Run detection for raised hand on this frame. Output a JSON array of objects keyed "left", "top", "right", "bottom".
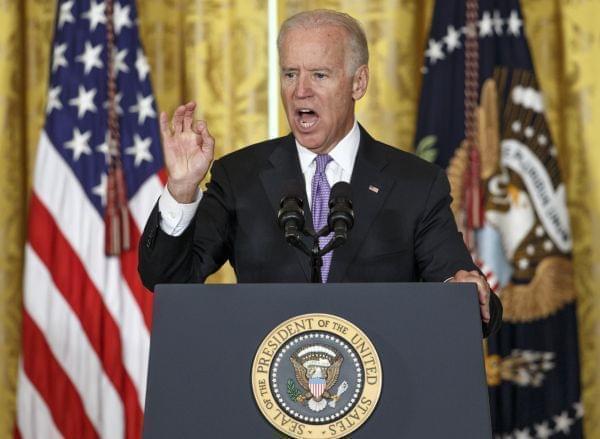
[{"left": 160, "top": 101, "right": 215, "bottom": 203}]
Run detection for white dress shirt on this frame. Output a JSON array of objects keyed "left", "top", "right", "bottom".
[
  {"left": 158, "top": 120, "right": 361, "bottom": 236},
  {"left": 295, "top": 120, "right": 360, "bottom": 208}
]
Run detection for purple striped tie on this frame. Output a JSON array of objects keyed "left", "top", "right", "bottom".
[{"left": 311, "top": 154, "right": 333, "bottom": 283}]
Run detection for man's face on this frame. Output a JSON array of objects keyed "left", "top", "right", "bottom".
[{"left": 279, "top": 25, "right": 368, "bottom": 154}]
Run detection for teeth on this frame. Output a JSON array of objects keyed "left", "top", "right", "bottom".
[{"left": 300, "top": 120, "right": 317, "bottom": 128}]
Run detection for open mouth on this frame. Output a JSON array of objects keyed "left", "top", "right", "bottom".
[{"left": 296, "top": 108, "right": 319, "bottom": 130}]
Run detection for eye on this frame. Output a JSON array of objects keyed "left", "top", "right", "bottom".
[
  {"left": 283, "top": 71, "right": 297, "bottom": 79},
  {"left": 314, "top": 72, "right": 327, "bottom": 80}
]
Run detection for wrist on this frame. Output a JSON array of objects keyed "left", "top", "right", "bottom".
[{"left": 167, "top": 179, "right": 200, "bottom": 204}]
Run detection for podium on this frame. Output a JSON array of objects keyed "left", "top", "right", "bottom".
[{"left": 143, "top": 283, "right": 492, "bottom": 438}]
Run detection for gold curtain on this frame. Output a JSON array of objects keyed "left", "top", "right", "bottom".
[
  {"left": 522, "top": 1, "right": 600, "bottom": 435},
  {"left": 0, "top": 0, "right": 57, "bottom": 434},
  {"left": 0, "top": 0, "right": 599, "bottom": 437}
]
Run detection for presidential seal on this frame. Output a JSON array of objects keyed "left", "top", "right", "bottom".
[{"left": 251, "top": 314, "right": 382, "bottom": 438}]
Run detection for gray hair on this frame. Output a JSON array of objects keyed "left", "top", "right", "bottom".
[{"left": 277, "top": 9, "right": 369, "bottom": 74}]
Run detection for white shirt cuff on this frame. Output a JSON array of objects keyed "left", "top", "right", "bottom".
[{"left": 158, "top": 185, "right": 202, "bottom": 236}]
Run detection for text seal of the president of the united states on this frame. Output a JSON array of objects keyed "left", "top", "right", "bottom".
[{"left": 252, "top": 313, "right": 382, "bottom": 438}]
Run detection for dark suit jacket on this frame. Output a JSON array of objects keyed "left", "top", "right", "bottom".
[{"left": 139, "top": 126, "right": 502, "bottom": 336}]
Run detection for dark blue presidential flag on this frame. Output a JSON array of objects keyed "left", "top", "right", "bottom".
[{"left": 415, "top": 1, "right": 583, "bottom": 437}]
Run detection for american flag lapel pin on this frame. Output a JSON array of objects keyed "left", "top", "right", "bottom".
[{"left": 368, "top": 185, "right": 380, "bottom": 194}]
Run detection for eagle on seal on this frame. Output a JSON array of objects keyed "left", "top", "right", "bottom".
[{"left": 290, "top": 344, "right": 343, "bottom": 412}]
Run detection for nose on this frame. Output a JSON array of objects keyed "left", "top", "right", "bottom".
[{"left": 294, "top": 73, "right": 312, "bottom": 99}]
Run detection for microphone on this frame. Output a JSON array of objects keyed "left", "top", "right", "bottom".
[
  {"left": 277, "top": 180, "right": 305, "bottom": 244},
  {"left": 327, "top": 182, "right": 354, "bottom": 244}
]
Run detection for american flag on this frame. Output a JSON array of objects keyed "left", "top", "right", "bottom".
[{"left": 16, "top": 0, "right": 164, "bottom": 437}]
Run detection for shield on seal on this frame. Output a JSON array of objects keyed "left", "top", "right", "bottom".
[{"left": 309, "top": 377, "right": 326, "bottom": 399}]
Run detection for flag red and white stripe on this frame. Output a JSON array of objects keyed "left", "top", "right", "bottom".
[{"left": 16, "top": 134, "right": 163, "bottom": 438}]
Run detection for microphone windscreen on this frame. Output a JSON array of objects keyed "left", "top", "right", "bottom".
[
  {"left": 278, "top": 179, "right": 305, "bottom": 232},
  {"left": 329, "top": 181, "right": 352, "bottom": 203},
  {"left": 281, "top": 179, "right": 305, "bottom": 200}
]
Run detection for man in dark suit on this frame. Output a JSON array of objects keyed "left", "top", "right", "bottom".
[{"left": 138, "top": 9, "right": 502, "bottom": 336}]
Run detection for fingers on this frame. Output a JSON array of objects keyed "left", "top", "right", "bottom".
[
  {"left": 171, "top": 101, "right": 196, "bottom": 134},
  {"left": 159, "top": 112, "right": 171, "bottom": 138},
  {"left": 480, "top": 299, "right": 491, "bottom": 323},
  {"left": 194, "top": 120, "right": 215, "bottom": 153},
  {"left": 183, "top": 101, "right": 196, "bottom": 131},
  {"left": 172, "top": 105, "right": 186, "bottom": 134},
  {"left": 191, "top": 119, "right": 203, "bottom": 135},
  {"left": 162, "top": 102, "right": 213, "bottom": 156},
  {"left": 450, "top": 270, "right": 467, "bottom": 281},
  {"left": 451, "top": 269, "right": 491, "bottom": 323}
]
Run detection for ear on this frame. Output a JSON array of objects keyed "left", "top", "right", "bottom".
[{"left": 351, "top": 65, "right": 369, "bottom": 101}]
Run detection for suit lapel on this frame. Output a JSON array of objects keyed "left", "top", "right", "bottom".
[
  {"left": 327, "top": 127, "right": 395, "bottom": 282},
  {"left": 259, "top": 135, "right": 313, "bottom": 281}
]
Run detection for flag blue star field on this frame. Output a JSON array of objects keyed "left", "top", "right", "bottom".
[
  {"left": 16, "top": 0, "right": 165, "bottom": 438},
  {"left": 415, "top": 1, "right": 583, "bottom": 437}
]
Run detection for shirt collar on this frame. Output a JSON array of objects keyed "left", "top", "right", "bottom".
[{"left": 295, "top": 120, "right": 360, "bottom": 174}]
